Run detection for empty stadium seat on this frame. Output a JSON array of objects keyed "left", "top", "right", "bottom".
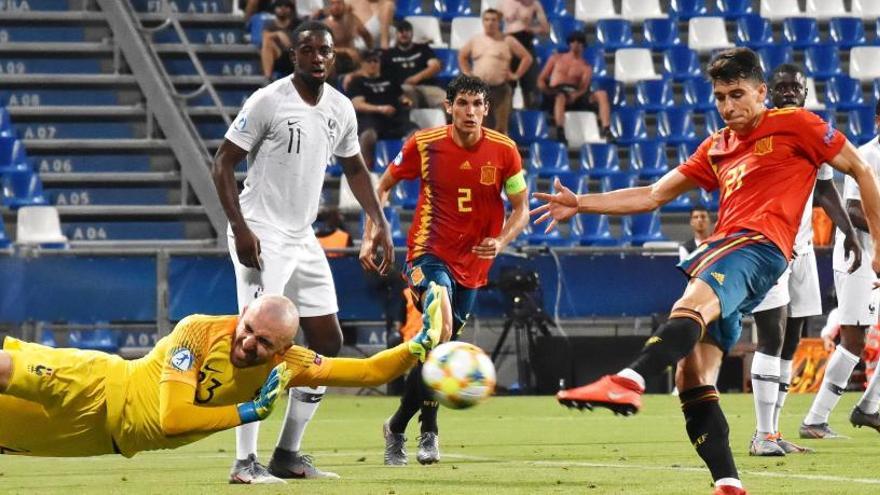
[
  {"left": 614, "top": 48, "right": 661, "bottom": 83},
  {"left": 631, "top": 140, "right": 669, "bottom": 179},
  {"left": 642, "top": 18, "right": 681, "bottom": 50},
  {"left": 874, "top": 79, "right": 880, "bottom": 103},
  {"left": 850, "top": 46, "right": 880, "bottom": 82},
  {"left": 2, "top": 170, "right": 48, "bottom": 209},
  {"left": 391, "top": 179, "right": 420, "bottom": 210},
  {"left": 0, "top": 216, "right": 10, "bottom": 249},
  {"left": 572, "top": 214, "right": 618, "bottom": 246},
  {"left": 688, "top": 17, "right": 733, "bottom": 52},
  {"left": 805, "top": 44, "right": 843, "bottom": 80},
  {"left": 621, "top": 0, "right": 663, "bottom": 22},
  {"left": 758, "top": 46, "right": 794, "bottom": 75},
  {"left": 716, "top": 0, "right": 753, "bottom": 18},
  {"left": 248, "top": 13, "right": 274, "bottom": 49},
  {"left": 669, "top": 0, "right": 707, "bottom": 19},
  {"left": 611, "top": 108, "right": 649, "bottom": 144},
  {"left": 590, "top": 77, "right": 626, "bottom": 106},
  {"left": 782, "top": 17, "right": 820, "bottom": 49},
  {"left": 676, "top": 140, "right": 701, "bottom": 163},
  {"left": 663, "top": 46, "right": 701, "bottom": 80},
  {"left": 760, "top": 0, "right": 801, "bottom": 21},
  {"left": 434, "top": 48, "right": 461, "bottom": 84},
  {"left": 529, "top": 140, "right": 570, "bottom": 176},
  {"left": 406, "top": 16, "right": 446, "bottom": 47},
  {"left": 581, "top": 143, "right": 621, "bottom": 177},
  {"left": 575, "top": 0, "right": 619, "bottom": 23},
  {"left": 583, "top": 45, "right": 609, "bottom": 78},
  {"left": 684, "top": 78, "right": 715, "bottom": 111},
  {"left": 541, "top": 0, "right": 569, "bottom": 19},
  {"left": 16, "top": 205, "right": 67, "bottom": 246},
  {"left": 623, "top": 211, "right": 666, "bottom": 245},
  {"left": 735, "top": 14, "right": 774, "bottom": 49},
  {"left": 805, "top": 0, "right": 847, "bottom": 20},
  {"left": 551, "top": 171, "right": 582, "bottom": 195},
  {"left": 596, "top": 19, "right": 635, "bottom": 50},
  {"left": 851, "top": 0, "right": 880, "bottom": 19},
  {"left": 450, "top": 16, "right": 482, "bottom": 50},
  {"left": 0, "top": 136, "right": 29, "bottom": 174},
  {"left": 410, "top": 108, "right": 446, "bottom": 129},
  {"left": 523, "top": 220, "right": 569, "bottom": 246},
  {"left": 68, "top": 329, "right": 119, "bottom": 353},
  {"left": 395, "top": 0, "right": 425, "bottom": 16},
  {"left": 829, "top": 17, "right": 866, "bottom": 49},
  {"left": 825, "top": 76, "right": 868, "bottom": 111},
  {"left": 848, "top": 107, "right": 879, "bottom": 144},
  {"left": 434, "top": 0, "right": 472, "bottom": 21},
  {"left": 811, "top": 108, "right": 837, "bottom": 126},
  {"left": 550, "top": 17, "right": 587, "bottom": 48},
  {"left": 600, "top": 172, "right": 636, "bottom": 191},
  {"left": 564, "top": 111, "right": 604, "bottom": 148},
  {"left": 509, "top": 110, "right": 550, "bottom": 145},
  {"left": 374, "top": 139, "right": 404, "bottom": 172},
  {"left": 804, "top": 77, "right": 826, "bottom": 110},
  {"left": 658, "top": 108, "right": 697, "bottom": 145},
  {"left": 635, "top": 79, "right": 675, "bottom": 111},
  {"left": 0, "top": 108, "right": 11, "bottom": 135},
  {"left": 703, "top": 109, "right": 725, "bottom": 134}
]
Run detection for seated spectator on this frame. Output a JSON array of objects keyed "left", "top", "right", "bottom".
[
  {"left": 315, "top": 207, "right": 353, "bottom": 257},
  {"left": 350, "top": 0, "right": 395, "bottom": 49},
  {"left": 500, "top": 0, "right": 550, "bottom": 108},
  {"left": 537, "top": 31, "right": 611, "bottom": 139},
  {"left": 315, "top": 0, "right": 373, "bottom": 75},
  {"left": 459, "top": 8, "right": 533, "bottom": 134},
  {"left": 348, "top": 50, "right": 418, "bottom": 169},
  {"left": 382, "top": 20, "right": 446, "bottom": 109},
  {"left": 242, "top": 0, "right": 273, "bottom": 25},
  {"left": 259, "top": 0, "right": 300, "bottom": 80}
]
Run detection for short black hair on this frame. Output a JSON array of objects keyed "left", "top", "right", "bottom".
[
  {"left": 707, "top": 47, "right": 765, "bottom": 85},
  {"left": 395, "top": 19, "right": 413, "bottom": 32},
  {"left": 291, "top": 20, "right": 333, "bottom": 47},
  {"left": 483, "top": 8, "right": 502, "bottom": 18},
  {"left": 691, "top": 205, "right": 709, "bottom": 214},
  {"left": 770, "top": 63, "right": 805, "bottom": 82},
  {"left": 566, "top": 30, "right": 587, "bottom": 45},
  {"left": 446, "top": 75, "right": 489, "bottom": 103}
]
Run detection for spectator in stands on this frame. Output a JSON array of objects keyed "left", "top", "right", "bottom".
[
  {"left": 315, "top": 0, "right": 373, "bottom": 75},
  {"left": 242, "top": 0, "right": 273, "bottom": 25},
  {"left": 537, "top": 31, "right": 612, "bottom": 140},
  {"left": 348, "top": 49, "right": 418, "bottom": 169},
  {"left": 315, "top": 207, "right": 353, "bottom": 257},
  {"left": 500, "top": 0, "right": 550, "bottom": 108},
  {"left": 678, "top": 205, "right": 712, "bottom": 261},
  {"left": 459, "top": 8, "right": 533, "bottom": 134},
  {"left": 350, "top": 0, "right": 395, "bottom": 49},
  {"left": 259, "top": 0, "right": 301, "bottom": 80},
  {"left": 382, "top": 20, "right": 446, "bottom": 109}
]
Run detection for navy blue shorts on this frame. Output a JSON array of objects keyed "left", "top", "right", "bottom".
[
  {"left": 677, "top": 231, "right": 787, "bottom": 352},
  {"left": 404, "top": 254, "right": 478, "bottom": 336}
]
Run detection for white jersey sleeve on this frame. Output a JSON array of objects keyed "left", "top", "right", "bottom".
[
  {"left": 833, "top": 137, "right": 880, "bottom": 274},
  {"left": 817, "top": 163, "right": 833, "bottom": 181},
  {"left": 225, "top": 88, "right": 276, "bottom": 152},
  {"left": 333, "top": 97, "right": 360, "bottom": 158}
]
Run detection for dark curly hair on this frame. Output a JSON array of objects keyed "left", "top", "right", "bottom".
[
  {"left": 445, "top": 75, "right": 490, "bottom": 104},
  {"left": 707, "top": 47, "right": 765, "bottom": 85}
]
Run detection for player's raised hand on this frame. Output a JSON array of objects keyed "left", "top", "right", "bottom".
[
  {"left": 371, "top": 219, "right": 396, "bottom": 275},
  {"left": 530, "top": 178, "right": 579, "bottom": 234},
  {"left": 234, "top": 226, "right": 262, "bottom": 270},
  {"left": 843, "top": 233, "right": 862, "bottom": 274},
  {"left": 472, "top": 237, "right": 504, "bottom": 259},
  {"left": 236, "top": 362, "right": 293, "bottom": 424}
]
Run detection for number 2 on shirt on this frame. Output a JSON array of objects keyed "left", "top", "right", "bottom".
[{"left": 458, "top": 188, "right": 472, "bottom": 212}]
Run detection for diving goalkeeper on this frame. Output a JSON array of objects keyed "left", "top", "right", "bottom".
[{"left": 0, "top": 294, "right": 437, "bottom": 457}]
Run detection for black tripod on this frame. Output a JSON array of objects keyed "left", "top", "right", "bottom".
[{"left": 490, "top": 288, "right": 554, "bottom": 393}]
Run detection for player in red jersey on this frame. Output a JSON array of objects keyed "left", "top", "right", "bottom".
[
  {"left": 361, "top": 74, "right": 529, "bottom": 466},
  {"left": 532, "top": 48, "right": 880, "bottom": 495}
]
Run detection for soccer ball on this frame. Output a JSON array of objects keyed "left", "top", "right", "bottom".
[{"left": 422, "top": 341, "right": 496, "bottom": 409}]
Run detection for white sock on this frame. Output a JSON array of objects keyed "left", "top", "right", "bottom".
[
  {"left": 804, "top": 346, "right": 859, "bottom": 425},
  {"left": 616, "top": 368, "right": 646, "bottom": 390},
  {"left": 751, "top": 352, "right": 780, "bottom": 435},
  {"left": 715, "top": 477, "right": 743, "bottom": 488},
  {"left": 858, "top": 367, "right": 880, "bottom": 414},
  {"left": 276, "top": 386, "right": 326, "bottom": 453},
  {"left": 236, "top": 422, "right": 260, "bottom": 460},
  {"left": 773, "top": 359, "right": 793, "bottom": 433}
]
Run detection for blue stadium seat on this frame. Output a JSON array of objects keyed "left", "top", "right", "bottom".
[
  {"left": 829, "top": 17, "right": 867, "bottom": 49},
  {"left": 676, "top": 140, "right": 701, "bottom": 163},
  {"left": 735, "top": 15, "right": 773, "bottom": 49},
  {"left": 663, "top": 46, "right": 701, "bottom": 81},
  {"left": 704, "top": 109, "right": 725, "bottom": 134},
  {"left": 374, "top": 139, "right": 404, "bottom": 173},
  {"left": 551, "top": 171, "right": 581, "bottom": 193},
  {"left": 0, "top": 25, "right": 85, "bottom": 42},
  {"left": 611, "top": 108, "right": 649, "bottom": 145},
  {"left": 657, "top": 108, "right": 697, "bottom": 145},
  {"left": 46, "top": 188, "right": 169, "bottom": 206},
  {"left": 642, "top": 18, "right": 681, "bottom": 51},
  {"left": 600, "top": 172, "right": 636, "bottom": 192},
  {"left": 631, "top": 140, "right": 669, "bottom": 179},
  {"left": 361, "top": 207, "right": 406, "bottom": 245},
  {"left": 550, "top": 17, "right": 586, "bottom": 49},
  {"left": 392, "top": 179, "right": 420, "bottom": 210},
  {"left": 396, "top": 0, "right": 425, "bottom": 16},
  {"left": 580, "top": 143, "right": 621, "bottom": 177},
  {"left": 573, "top": 214, "right": 619, "bottom": 246},
  {"left": 683, "top": 79, "right": 715, "bottom": 111},
  {"left": 529, "top": 140, "right": 570, "bottom": 176},
  {"left": 668, "top": 0, "right": 707, "bottom": 20},
  {"left": 811, "top": 108, "right": 837, "bottom": 126},
  {"left": 68, "top": 329, "right": 119, "bottom": 353},
  {"left": 523, "top": 220, "right": 569, "bottom": 247},
  {"left": 0, "top": 136, "right": 29, "bottom": 174},
  {"left": 541, "top": 0, "right": 569, "bottom": 20},
  {"left": 590, "top": 77, "right": 626, "bottom": 106},
  {"left": 596, "top": 19, "right": 635, "bottom": 50},
  {"left": 716, "top": 0, "right": 753, "bottom": 18},
  {"left": 700, "top": 189, "right": 720, "bottom": 210},
  {"left": 584, "top": 46, "right": 609, "bottom": 78},
  {"left": 526, "top": 175, "right": 540, "bottom": 209},
  {"left": 2, "top": 170, "right": 48, "bottom": 209},
  {"left": 874, "top": 79, "right": 880, "bottom": 104},
  {"left": 39, "top": 327, "right": 57, "bottom": 347},
  {"left": 534, "top": 44, "right": 557, "bottom": 68},
  {"left": 782, "top": 17, "right": 820, "bottom": 49},
  {"left": 805, "top": 44, "right": 843, "bottom": 80},
  {"left": 825, "top": 76, "right": 868, "bottom": 111},
  {"left": 247, "top": 12, "right": 275, "bottom": 49},
  {"left": 0, "top": 215, "right": 10, "bottom": 249},
  {"left": 660, "top": 192, "right": 694, "bottom": 212},
  {"left": 848, "top": 107, "right": 879, "bottom": 145},
  {"left": 325, "top": 157, "right": 342, "bottom": 177},
  {"left": 0, "top": 107, "right": 11, "bottom": 135},
  {"left": 434, "top": 48, "right": 461, "bottom": 85},
  {"left": 509, "top": 110, "right": 550, "bottom": 145},
  {"left": 622, "top": 211, "right": 666, "bottom": 245},
  {"left": 433, "top": 0, "right": 472, "bottom": 21},
  {"left": 758, "top": 46, "right": 794, "bottom": 76},
  {"left": 635, "top": 79, "right": 675, "bottom": 112}
]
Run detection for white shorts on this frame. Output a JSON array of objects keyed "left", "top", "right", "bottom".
[
  {"left": 228, "top": 231, "right": 339, "bottom": 317},
  {"left": 752, "top": 267, "right": 791, "bottom": 313},
  {"left": 788, "top": 249, "right": 823, "bottom": 318},
  {"left": 834, "top": 270, "right": 879, "bottom": 326}
]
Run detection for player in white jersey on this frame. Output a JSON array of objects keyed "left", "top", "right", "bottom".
[
  {"left": 801, "top": 101, "right": 880, "bottom": 439},
  {"left": 212, "top": 21, "right": 394, "bottom": 484},
  {"left": 746, "top": 64, "right": 861, "bottom": 456}
]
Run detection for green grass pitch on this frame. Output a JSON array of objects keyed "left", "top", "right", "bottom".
[{"left": 2, "top": 393, "right": 879, "bottom": 494}]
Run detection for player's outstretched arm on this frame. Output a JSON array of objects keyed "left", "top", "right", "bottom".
[
  {"left": 531, "top": 169, "right": 696, "bottom": 233},
  {"left": 828, "top": 141, "right": 880, "bottom": 274},
  {"left": 360, "top": 168, "right": 399, "bottom": 274},
  {"left": 340, "top": 153, "right": 395, "bottom": 275},
  {"left": 815, "top": 178, "right": 862, "bottom": 273}
]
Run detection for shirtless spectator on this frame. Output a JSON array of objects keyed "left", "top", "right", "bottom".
[
  {"left": 382, "top": 20, "right": 445, "bottom": 109},
  {"left": 459, "top": 8, "right": 532, "bottom": 134},
  {"left": 500, "top": 0, "right": 549, "bottom": 107},
  {"left": 259, "top": 0, "right": 300, "bottom": 80},
  {"left": 350, "top": 0, "right": 395, "bottom": 49},
  {"left": 537, "top": 31, "right": 611, "bottom": 140},
  {"left": 316, "top": 0, "right": 373, "bottom": 74}
]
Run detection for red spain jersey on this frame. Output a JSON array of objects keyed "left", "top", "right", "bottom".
[
  {"left": 678, "top": 107, "right": 846, "bottom": 260},
  {"left": 389, "top": 125, "right": 523, "bottom": 288}
]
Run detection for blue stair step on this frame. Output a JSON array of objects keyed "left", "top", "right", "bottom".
[
  {"left": 1, "top": 89, "right": 119, "bottom": 107},
  {"left": 0, "top": 26, "right": 85, "bottom": 42},
  {"left": 2, "top": 58, "right": 103, "bottom": 74},
  {"left": 14, "top": 122, "right": 136, "bottom": 140},
  {"left": 189, "top": 89, "right": 252, "bottom": 107},
  {"left": 195, "top": 122, "right": 229, "bottom": 140},
  {"left": 63, "top": 221, "right": 187, "bottom": 241},
  {"left": 130, "top": 0, "right": 233, "bottom": 13},
  {"left": 163, "top": 58, "right": 259, "bottom": 76},
  {"left": 47, "top": 188, "right": 170, "bottom": 206},
  {"left": 1, "top": 0, "right": 71, "bottom": 11},
  {"left": 153, "top": 27, "right": 243, "bottom": 45},
  {"left": 32, "top": 155, "right": 152, "bottom": 173}
]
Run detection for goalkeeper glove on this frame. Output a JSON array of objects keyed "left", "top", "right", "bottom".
[
  {"left": 408, "top": 282, "right": 446, "bottom": 362},
  {"left": 236, "top": 362, "right": 292, "bottom": 424}
]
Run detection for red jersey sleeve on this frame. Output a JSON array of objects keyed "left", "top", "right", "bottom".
[
  {"left": 791, "top": 108, "right": 846, "bottom": 166},
  {"left": 388, "top": 134, "right": 421, "bottom": 181},
  {"left": 676, "top": 135, "right": 718, "bottom": 191},
  {"left": 503, "top": 143, "right": 523, "bottom": 180}
]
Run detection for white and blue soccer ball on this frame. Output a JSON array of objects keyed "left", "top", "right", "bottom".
[{"left": 422, "top": 341, "right": 496, "bottom": 409}]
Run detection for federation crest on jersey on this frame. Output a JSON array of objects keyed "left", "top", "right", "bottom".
[
  {"left": 170, "top": 347, "right": 195, "bottom": 372},
  {"left": 753, "top": 137, "right": 773, "bottom": 156},
  {"left": 823, "top": 122, "right": 835, "bottom": 145},
  {"left": 392, "top": 150, "right": 403, "bottom": 167},
  {"left": 480, "top": 165, "right": 497, "bottom": 185},
  {"left": 234, "top": 112, "right": 248, "bottom": 131}
]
